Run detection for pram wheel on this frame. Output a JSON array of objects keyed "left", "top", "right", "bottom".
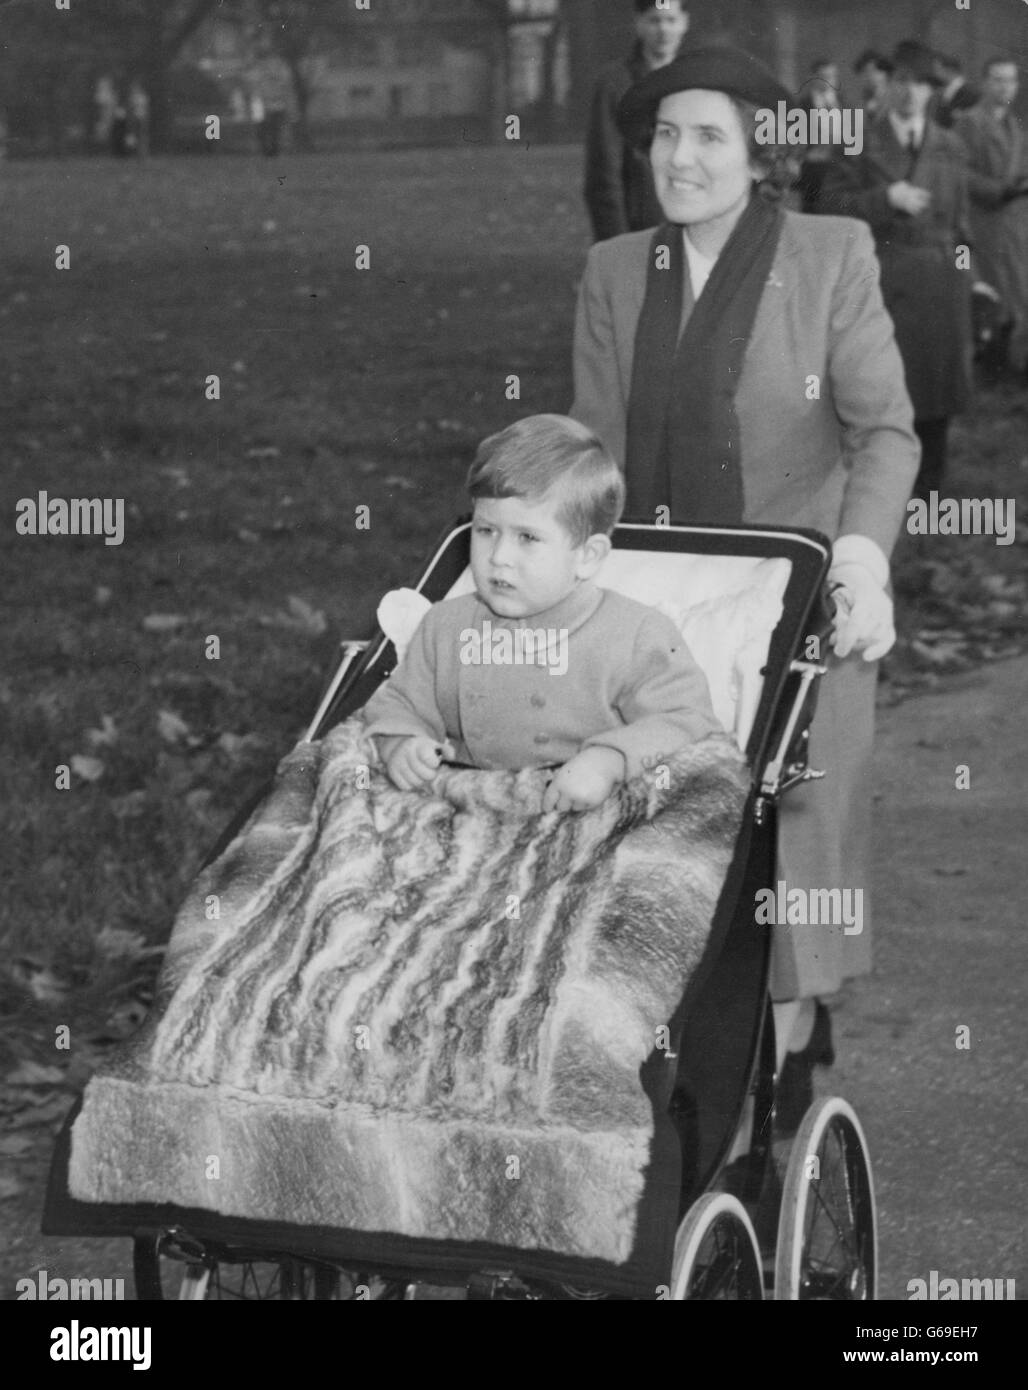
[
  {"left": 774, "top": 1096, "right": 876, "bottom": 1300},
  {"left": 670, "top": 1193, "right": 764, "bottom": 1300}
]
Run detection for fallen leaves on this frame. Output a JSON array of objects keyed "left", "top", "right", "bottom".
[
  {"left": 8, "top": 960, "right": 69, "bottom": 1005},
  {"left": 6, "top": 1062, "right": 64, "bottom": 1087},
  {"left": 156, "top": 707, "right": 192, "bottom": 744},
  {"left": 69, "top": 754, "right": 104, "bottom": 783},
  {"left": 258, "top": 595, "right": 327, "bottom": 636},
  {"left": 0, "top": 1174, "right": 26, "bottom": 1201},
  {"left": 85, "top": 715, "right": 118, "bottom": 750},
  {"left": 94, "top": 927, "right": 163, "bottom": 964},
  {"left": 142, "top": 613, "right": 187, "bottom": 633}
]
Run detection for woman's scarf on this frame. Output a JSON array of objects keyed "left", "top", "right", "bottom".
[{"left": 625, "top": 192, "right": 784, "bottom": 523}]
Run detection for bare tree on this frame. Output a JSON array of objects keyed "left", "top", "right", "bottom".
[{"left": 243, "top": 0, "right": 346, "bottom": 151}]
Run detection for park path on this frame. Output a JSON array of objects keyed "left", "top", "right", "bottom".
[
  {"left": 1, "top": 656, "right": 1025, "bottom": 1300},
  {"left": 830, "top": 653, "right": 1027, "bottom": 1300}
]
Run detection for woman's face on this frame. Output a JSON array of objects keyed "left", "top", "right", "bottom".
[{"left": 650, "top": 89, "right": 757, "bottom": 232}]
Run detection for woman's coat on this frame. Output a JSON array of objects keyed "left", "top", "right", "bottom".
[{"left": 571, "top": 208, "right": 920, "bottom": 999}]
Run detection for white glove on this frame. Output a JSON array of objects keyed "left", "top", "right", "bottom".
[{"left": 828, "top": 535, "right": 894, "bottom": 662}]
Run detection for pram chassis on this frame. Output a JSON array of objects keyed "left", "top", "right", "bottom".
[{"left": 43, "top": 520, "right": 877, "bottom": 1300}]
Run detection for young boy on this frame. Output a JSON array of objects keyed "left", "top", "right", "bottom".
[{"left": 362, "top": 415, "right": 720, "bottom": 813}]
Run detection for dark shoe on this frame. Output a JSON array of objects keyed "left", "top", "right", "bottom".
[
  {"left": 806, "top": 1000, "right": 835, "bottom": 1067},
  {"left": 775, "top": 1003, "right": 834, "bottom": 1136}
]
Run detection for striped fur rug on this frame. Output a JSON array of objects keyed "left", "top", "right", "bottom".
[{"left": 69, "top": 718, "right": 748, "bottom": 1265}]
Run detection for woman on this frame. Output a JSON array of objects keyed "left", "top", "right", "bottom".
[
  {"left": 569, "top": 46, "right": 920, "bottom": 1125},
  {"left": 816, "top": 40, "right": 974, "bottom": 499}
]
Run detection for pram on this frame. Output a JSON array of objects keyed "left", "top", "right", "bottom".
[{"left": 44, "top": 519, "right": 876, "bottom": 1301}]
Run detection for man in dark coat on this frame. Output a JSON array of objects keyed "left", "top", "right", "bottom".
[
  {"left": 853, "top": 50, "right": 892, "bottom": 117},
  {"left": 931, "top": 54, "right": 980, "bottom": 129},
  {"left": 816, "top": 41, "right": 974, "bottom": 500},
  {"left": 954, "top": 59, "right": 1028, "bottom": 378},
  {"left": 583, "top": 0, "right": 691, "bottom": 242}
]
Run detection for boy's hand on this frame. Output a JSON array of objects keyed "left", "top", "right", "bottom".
[
  {"left": 542, "top": 746, "right": 625, "bottom": 814},
  {"left": 382, "top": 736, "right": 455, "bottom": 791}
]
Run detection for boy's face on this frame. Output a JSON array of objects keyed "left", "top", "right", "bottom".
[{"left": 470, "top": 494, "right": 609, "bottom": 620}]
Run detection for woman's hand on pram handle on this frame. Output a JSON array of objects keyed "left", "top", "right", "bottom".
[
  {"left": 542, "top": 746, "right": 626, "bottom": 815},
  {"left": 380, "top": 735, "right": 456, "bottom": 791},
  {"left": 828, "top": 534, "right": 895, "bottom": 663}
]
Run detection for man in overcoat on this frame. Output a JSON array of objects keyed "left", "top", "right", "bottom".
[
  {"left": 583, "top": 0, "right": 691, "bottom": 242},
  {"left": 817, "top": 41, "right": 974, "bottom": 500},
  {"left": 954, "top": 59, "right": 1028, "bottom": 378},
  {"left": 931, "top": 54, "right": 980, "bottom": 129}
]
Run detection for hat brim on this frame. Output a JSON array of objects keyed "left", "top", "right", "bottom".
[{"left": 616, "top": 45, "right": 795, "bottom": 150}]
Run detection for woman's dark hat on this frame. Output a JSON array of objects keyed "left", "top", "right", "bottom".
[
  {"left": 891, "top": 40, "right": 944, "bottom": 87},
  {"left": 617, "top": 45, "right": 794, "bottom": 149}
]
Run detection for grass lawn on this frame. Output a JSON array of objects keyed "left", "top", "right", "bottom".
[{"left": 2, "top": 143, "right": 1026, "bottom": 1016}]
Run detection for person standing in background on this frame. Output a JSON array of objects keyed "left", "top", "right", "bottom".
[
  {"left": 808, "top": 58, "right": 842, "bottom": 105},
  {"left": 931, "top": 54, "right": 979, "bottom": 129},
  {"left": 583, "top": 0, "right": 691, "bottom": 242},
  {"left": 127, "top": 82, "right": 150, "bottom": 159},
  {"left": 817, "top": 40, "right": 974, "bottom": 501},
  {"left": 795, "top": 58, "right": 844, "bottom": 213},
  {"left": 954, "top": 59, "right": 1028, "bottom": 381},
  {"left": 93, "top": 75, "right": 117, "bottom": 151},
  {"left": 853, "top": 50, "right": 892, "bottom": 117}
]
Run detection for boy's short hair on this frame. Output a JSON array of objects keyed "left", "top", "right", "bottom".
[{"left": 467, "top": 415, "right": 626, "bottom": 543}]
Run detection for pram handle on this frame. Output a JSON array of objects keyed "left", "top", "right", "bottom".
[{"left": 758, "top": 657, "right": 828, "bottom": 803}]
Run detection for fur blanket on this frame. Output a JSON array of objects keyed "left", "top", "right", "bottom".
[{"left": 69, "top": 719, "right": 748, "bottom": 1265}]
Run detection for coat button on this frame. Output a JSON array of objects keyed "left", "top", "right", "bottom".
[
  {"left": 530, "top": 694, "right": 546, "bottom": 709},
  {"left": 533, "top": 733, "right": 550, "bottom": 745}
]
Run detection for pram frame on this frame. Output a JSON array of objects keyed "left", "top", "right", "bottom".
[{"left": 44, "top": 520, "right": 875, "bottom": 1299}]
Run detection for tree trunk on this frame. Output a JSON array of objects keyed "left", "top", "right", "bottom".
[
  {"left": 146, "top": 60, "right": 172, "bottom": 154},
  {"left": 284, "top": 54, "right": 315, "bottom": 152},
  {"left": 538, "top": 16, "right": 565, "bottom": 143},
  {"left": 487, "top": 24, "right": 511, "bottom": 143}
]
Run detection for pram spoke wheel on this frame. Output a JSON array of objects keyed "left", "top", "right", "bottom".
[
  {"left": 670, "top": 1193, "right": 764, "bottom": 1300},
  {"left": 133, "top": 1232, "right": 362, "bottom": 1300},
  {"left": 774, "top": 1096, "right": 877, "bottom": 1300}
]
